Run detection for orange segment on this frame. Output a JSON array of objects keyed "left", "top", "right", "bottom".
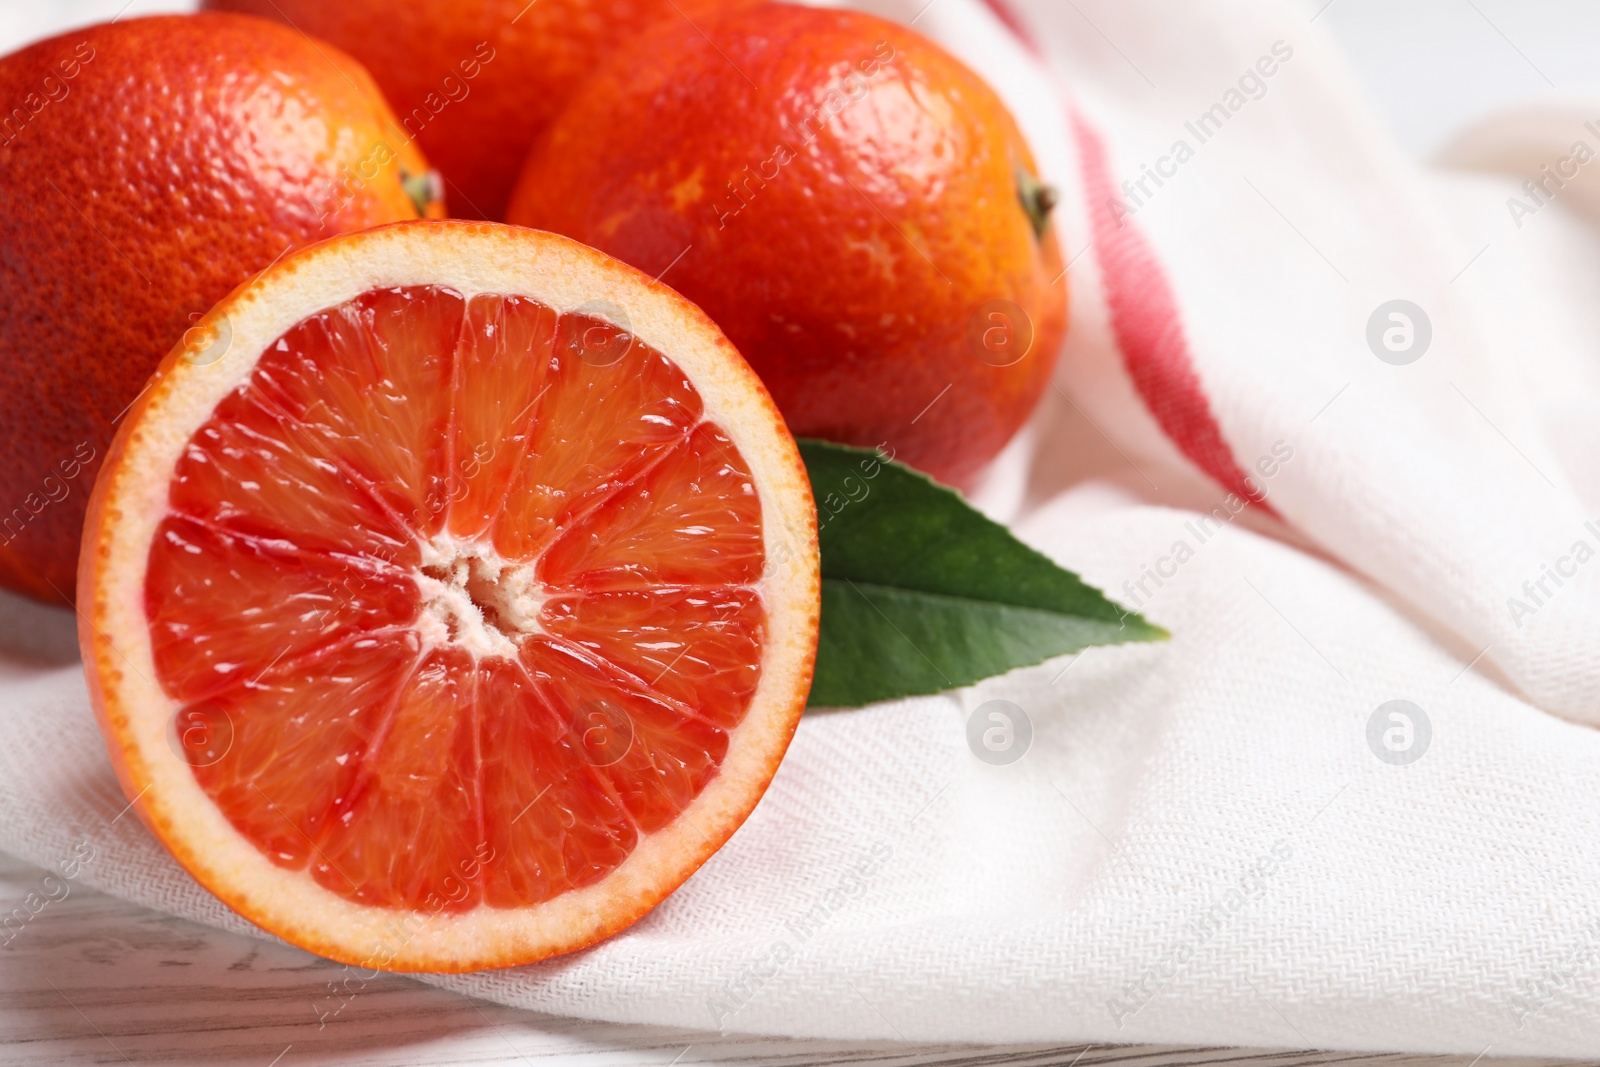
[
  {"left": 491, "top": 317, "right": 704, "bottom": 561},
  {"left": 80, "top": 221, "right": 819, "bottom": 971},
  {"left": 251, "top": 285, "right": 459, "bottom": 534},
  {"left": 475, "top": 656, "right": 635, "bottom": 907},
  {"left": 522, "top": 636, "right": 729, "bottom": 832},
  {"left": 167, "top": 387, "right": 418, "bottom": 563},
  {"left": 312, "top": 646, "right": 485, "bottom": 912},
  {"left": 444, "top": 294, "right": 560, "bottom": 541},
  {"left": 542, "top": 588, "right": 764, "bottom": 730},
  {"left": 145, "top": 515, "right": 416, "bottom": 700},
  {"left": 540, "top": 422, "right": 766, "bottom": 591},
  {"left": 183, "top": 631, "right": 420, "bottom": 869}
]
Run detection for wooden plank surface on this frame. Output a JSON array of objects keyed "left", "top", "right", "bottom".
[{"left": 0, "top": 853, "right": 1580, "bottom": 1067}]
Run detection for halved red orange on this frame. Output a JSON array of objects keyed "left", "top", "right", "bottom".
[{"left": 78, "top": 221, "right": 819, "bottom": 971}]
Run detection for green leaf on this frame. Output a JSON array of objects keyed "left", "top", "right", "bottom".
[{"left": 800, "top": 439, "right": 1166, "bottom": 707}]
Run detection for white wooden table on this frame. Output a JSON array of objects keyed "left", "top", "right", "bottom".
[{"left": 0, "top": 851, "right": 1576, "bottom": 1067}]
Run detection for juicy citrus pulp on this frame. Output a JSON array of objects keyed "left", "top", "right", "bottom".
[{"left": 80, "top": 222, "right": 819, "bottom": 971}]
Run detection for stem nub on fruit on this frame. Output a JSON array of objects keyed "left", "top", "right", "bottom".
[
  {"left": 1016, "top": 167, "right": 1060, "bottom": 239},
  {"left": 401, "top": 168, "right": 444, "bottom": 218}
]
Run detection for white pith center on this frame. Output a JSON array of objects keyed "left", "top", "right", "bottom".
[{"left": 414, "top": 537, "right": 546, "bottom": 659}]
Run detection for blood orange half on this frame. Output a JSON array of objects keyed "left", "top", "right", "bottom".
[{"left": 78, "top": 221, "right": 819, "bottom": 972}]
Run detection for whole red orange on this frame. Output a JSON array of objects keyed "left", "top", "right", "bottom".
[
  {"left": 0, "top": 14, "right": 439, "bottom": 604},
  {"left": 204, "top": 0, "right": 758, "bottom": 220},
  {"left": 507, "top": 2, "right": 1066, "bottom": 486}
]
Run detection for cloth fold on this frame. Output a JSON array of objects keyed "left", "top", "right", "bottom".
[{"left": 5, "top": 0, "right": 1600, "bottom": 1055}]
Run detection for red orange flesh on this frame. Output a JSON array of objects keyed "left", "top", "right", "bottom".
[{"left": 81, "top": 222, "right": 819, "bottom": 970}]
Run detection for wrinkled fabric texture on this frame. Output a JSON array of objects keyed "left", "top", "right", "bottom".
[{"left": 6, "top": 0, "right": 1600, "bottom": 1056}]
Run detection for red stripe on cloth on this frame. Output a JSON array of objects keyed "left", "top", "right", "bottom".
[
  {"left": 1073, "top": 111, "right": 1277, "bottom": 513},
  {"left": 977, "top": 0, "right": 1277, "bottom": 514}
]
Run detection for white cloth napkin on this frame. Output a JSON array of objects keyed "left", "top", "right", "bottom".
[{"left": 7, "top": 0, "right": 1600, "bottom": 1056}]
